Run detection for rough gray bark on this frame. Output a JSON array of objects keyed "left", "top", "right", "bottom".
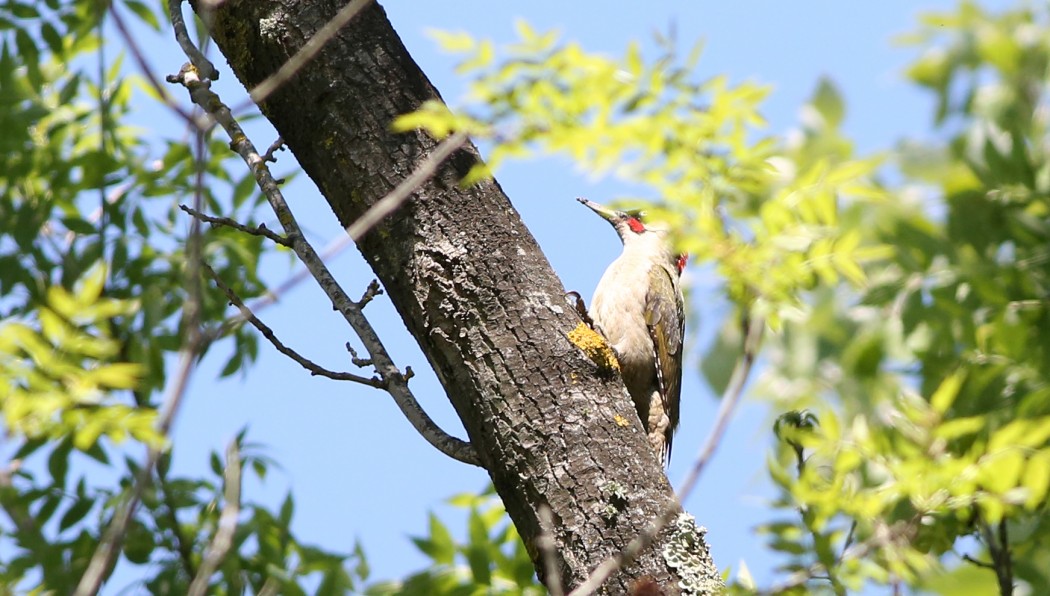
[{"left": 198, "top": 0, "right": 720, "bottom": 592}]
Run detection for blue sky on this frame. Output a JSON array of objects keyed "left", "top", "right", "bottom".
[{"left": 104, "top": 0, "right": 1008, "bottom": 590}]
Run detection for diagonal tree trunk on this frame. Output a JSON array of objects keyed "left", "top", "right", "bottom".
[{"left": 196, "top": 0, "right": 720, "bottom": 591}]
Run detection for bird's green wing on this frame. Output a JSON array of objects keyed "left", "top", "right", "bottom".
[{"left": 645, "top": 264, "right": 684, "bottom": 460}]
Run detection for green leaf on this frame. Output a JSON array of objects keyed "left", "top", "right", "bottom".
[
  {"left": 427, "top": 512, "right": 455, "bottom": 565},
  {"left": 427, "top": 29, "right": 476, "bottom": 53},
  {"left": 934, "top": 416, "right": 984, "bottom": 440},
  {"left": 210, "top": 451, "right": 223, "bottom": 476},
  {"left": 701, "top": 318, "right": 744, "bottom": 395},
  {"left": 123, "top": 519, "right": 157, "bottom": 564},
  {"left": 811, "top": 77, "right": 844, "bottom": 128},
  {"left": 122, "top": 0, "right": 161, "bottom": 30},
  {"left": 1023, "top": 450, "right": 1050, "bottom": 509},
  {"left": 61, "top": 216, "right": 97, "bottom": 235},
  {"left": 464, "top": 543, "right": 492, "bottom": 586},
  {"left": 930, "top": 370, "right": 965, "bottom": 414},
  {"left": 48, "top": 439, "right": 74, "bottom": 487},
  {"left": 36, "top": 494, "right": 62, "bottom": 526},
  {"left": 40, "top": 22, "right": 63, "bottom": 55},
  {"left": 58, "top": 497, "right": 94, "bottom": 532},
  {"left": 279, "top": 492, "right": 295, "bottom": 527}
]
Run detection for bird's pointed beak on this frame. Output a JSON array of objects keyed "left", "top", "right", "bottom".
[{"left": 576, "top": 197, "right": 619, "bottom": 223}]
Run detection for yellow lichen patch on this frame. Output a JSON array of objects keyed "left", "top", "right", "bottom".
[
  {"left": 568, "top": 322, "right": 620, "bottom": 372},
  {"left": 613, "top": 414, "right": 630, "bottom": 427}
]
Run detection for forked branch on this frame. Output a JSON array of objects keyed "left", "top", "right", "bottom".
[{"left": 168, "top": 65, "right": 480, "bottom": 468}]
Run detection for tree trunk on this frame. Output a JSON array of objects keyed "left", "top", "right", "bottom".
[{"left": 197, "top": 0, "right": 720, "bottom": 592}]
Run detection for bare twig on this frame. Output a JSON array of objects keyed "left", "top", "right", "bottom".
[
  {"left": 258, "top": 578, "right": 279, "bottom": 596},
  {"left": 566, "top": 507, "right": 674, "bottom": 596},
  {"left": 157, "top": 459, "right": 199, "bottom": 580},
  {"left": 963, "top": 554, "right": 995, "bottom": 569},
  {"left": 568, "top": 314, "right": 764, "bottom": 596},
  {"left": 242, "top": 0, "right": 372, "bottom": 109},
  {"left": 538, "top": 505, "right": 565, "bottom": 596},
  {"left": 345, "top": 344, "right": 374, "bottom": 369},
  {"left": 74, "top": 59, "right": 213, "bottom": 596},
  {"left": 222, "top": 232, "right": 355, "bottom": 329},
  {"left": 167, "top": 0, "right": 218, "bottom": 81},
  {"left": 208, "top": 122, "right": 460, "bottom": 325},
  {"left": 981, "top": 519, "right": 1014, "bottom": 595},
  {"left": 204, "top": 262, "right": 385, "bottom": 387},
  {"left": 74, "top": 349, "right": 201, "bottom": 596},
  {"left": 839, "top": 520, "right": 857, "bottom": 565},
  {"left": 676, "top": 315, "right": 763, "bottom": 503},
  {"left": 180, "top": 204, "right": 292, "bottom": 246},
  {"left": 344, "top": 131, "right": 468, "bottom": 242},
  {"left": 169, "top": 65, "right": 480, "bottom": 467},
  {"left": 262, "top": 137, "right": 285, "bottom": 162},
  {"left": 188, "top": 440, "right": 242, "bottom": 596},
  {"left": 207, "top": 124, "right": 458, "bottom": 327},
  {"left": 762, "top": 536, "right": 879, "bottom": 595},
  {"left": 0, "top": 460, "right": 35, "bottom": 536},
  {"left": 356, "top": 279, "right": 383, "bottom": 308},
  {"left": 110, "top": 3, "right": 198, "bottom": 126}
]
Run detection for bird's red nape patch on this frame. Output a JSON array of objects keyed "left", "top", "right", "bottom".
[
  {"left": 626, "top": 217, "right": 646, "bottom": 234},
  {"left": 676, "top": 254, "right": 688, "bottom": 274}
]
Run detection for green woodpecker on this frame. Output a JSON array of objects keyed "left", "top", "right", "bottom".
[{"left": 578, "top": 198, "right": 686, "bottom": 464}]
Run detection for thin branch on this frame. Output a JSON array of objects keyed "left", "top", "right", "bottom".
[
  {"left": 0, "top": 460, "right": 35, "bottom": 537},
  {"left": 180, "top": 204, "right": 291, "bottom": 246},
  {"left": 981, "top": 518, "right": 1014, "bottom": 596},
  {"left": 188, "top": 440, "right": 242, "bottom": 596},
  {"left": 243, "top": 0, "right": 372, "bottom": 109},
  {"left": 167, "top": 0, "right": 218, "bottom": 81},
  {"left": 566, "top": 505, "right": 676, "bottom": 596},
  {"left": 110, "top": 3, "right": 198, "bottom": 126},
  {"left": 762, "top": 539, "right": 875, "bottom": 595},
  {"left": 569, "top": 315, "right": 764, "bottom": 596},
  {"left": 213, "top": 232, "right": 355, "bottom": 336},
  {"left": 356, "top": 279, "right": 383, "bottom": 308},
  {"left": 963, "top": 554, "right": 995, "bottom": 569},
  {"left": 204, "top": 262, "right": 384, "bottom": 387},
  {"left": 839, "top": 520, "right": 857, "bottom": 565},
  {"left": 211, "top": 122, "right": 454, "bottom": 323},
  {"left": 258, "top": 578, "right": 279, "bottom": 596},
  {"left": 169, "top": 65, "right": 480, "bottom": 468},
  {"left": 157, "top": 460, "right": 199, "bottom": 580},
  {"left": 74, "top": 349, "right": 201, "bottom": 596},
  {"left": 997, "top": 519, "right": 1013, "bottom": 596},
  {"left": 74, "top": 58, "right": 212, "bottom": 596},
  {"left": 676, "top": 315, "right": 763, "bottom": 502},
  {"left": 262, "top": 137, "right": 285, "bottom": 163},
  {"left": 537, "top": 505, "right": 565, "bottom": 596},
  {"left": 761, "top": 516, "right": 926, "bottom": 595},
  {"left": 344, "top": 131, "right": 469, "bottom": 242},
  {"left": 208, "top": 139, "right": 442, "bottom": 328},
  {"left": 346, "top": 344, "right": 374, "bottom": 369}
]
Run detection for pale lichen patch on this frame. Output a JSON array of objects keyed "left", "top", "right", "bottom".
[{"left": 662, "top": 513, "right": 724, "bottom": 595}]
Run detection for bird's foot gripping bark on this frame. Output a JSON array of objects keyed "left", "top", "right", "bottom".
[{"left": 564, "top": 290, "right": 595, "bottom": 328}]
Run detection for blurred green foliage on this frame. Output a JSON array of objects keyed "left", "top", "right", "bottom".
[
  {"left": 395, "top": 21, "right": 886, "bottom": 324},
  {"left": 756, "top": 2, "right": 1050, "bottom": 593},
  {"left": 0, "top": 0, "right": 337, "bottom": 593},
  {"left": 4, "top": 0, "right": 1049, "bottom": 594},
  {"left": 398, "top": 1, "right": 1050, "bottom": 593},
  {"left": 366, "top": 488, "right": 542, "bottom": 595}
]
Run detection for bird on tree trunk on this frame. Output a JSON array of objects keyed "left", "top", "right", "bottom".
[{"left": 578, "top": 198, "right": 686, "bottom": 464}]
